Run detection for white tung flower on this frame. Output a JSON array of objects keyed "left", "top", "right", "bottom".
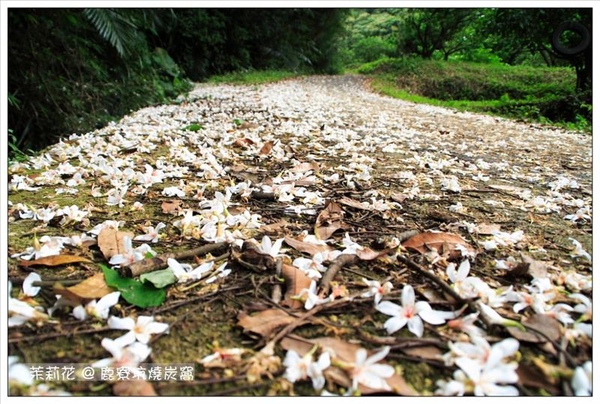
[{"left": 108, "top": 315, "right": 169, "bottom": 345}]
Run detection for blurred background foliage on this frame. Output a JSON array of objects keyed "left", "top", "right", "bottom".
[{"left": 7, "top": 8, "right": 591, "bottom": 157}]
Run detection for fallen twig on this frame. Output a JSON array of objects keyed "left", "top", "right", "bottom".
[
  {"left": 318, "top": 254, "right": 358, "bottom": 298},
  {"left": 120, "top": 241, "right": 230, "bottom": 277}
]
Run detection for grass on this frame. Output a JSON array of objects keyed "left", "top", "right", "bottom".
[{"left": 354, "top": 57, "right": 591, "bottom": 133}]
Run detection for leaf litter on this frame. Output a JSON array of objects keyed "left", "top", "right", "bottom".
[{"left": 6, "top": 75, "right": 592, "bottom": 396}]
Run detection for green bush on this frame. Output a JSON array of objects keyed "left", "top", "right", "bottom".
[{"left": 353, "top": 37, "right": 396, "bottom": 63}]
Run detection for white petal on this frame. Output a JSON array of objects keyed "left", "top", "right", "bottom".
[
  {"left": 407, "top": 316, "right": 424, "bottom": 337},
  {"left": 97, "top": 291, "right": 120, "bottom": 310},
  {"left": 23, "top": 272, "right": 42, "bottom": 297},
  {"left": 72, "top": 305, "right": 87, "bottom": 321},
  {"left": 108, "top": 315, "right": 135, "bottom": 330},
  {"left": 376, "top": 301, "right": 401, "bottom": 316},
  {"left": 114, "top": 331, "right": 137, "bottom": 347},
  {"left": 384, "top": 316, "right": 407, "bottom": 334},
  {"left": 365, "top": 346, "right": 391, "bottom": 366},
  {"left": 401, "top": 285, "right": 415, "bottom": 308}
]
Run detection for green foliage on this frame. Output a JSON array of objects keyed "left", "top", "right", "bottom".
[
  {"left": 353, "top": 37, "right": 396, "bottom": 63},
  {"left": 8, "top": 9, "right": 191, "bottom": 153},
  {"left": 140, "top": 269, "right": 178, "bottom": 289},
  {"left": 82, "top": 8, "right": 144, "bottom": 57},
  {"left": 101, "top": 265, "right": 167, "bottom": 308},
  {"left": 361, "top": 57, "right": 589, "bottom": 131},
  {"left": 157, "top": 9, "right": 347, "bottom": 81}
]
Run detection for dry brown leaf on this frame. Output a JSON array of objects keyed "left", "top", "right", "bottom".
[
  {"left": 161, "top": 199, "right": 185, "bottom": 214},
  {"left": 237, "top": 308, "right": 297, "bottom": 338},
  {"left": 516, "top": 363, "right": 561, "bottom": 395},
  {"left": 401, "top": 345, "right": 443, "bottom": 362},
  {"left": 519, "top": 253, "right": 549, "bottom": 279},
  {"left": 338, "top": 196, "right": 372, "bottom": 211},
  {"left": 283, "top": 235, "right": 334, "bottom": 256},
  {"left": 53, "top": 272, "right": 114, "bottom": 301},
  {"left": 233, "top": 137, "right": 255, "bottom": 148},
  {"left": 401, "top": 231, "right": 476, "bottom": 258},
  {"left": 259, "top": 141, "right": 274, "bottom": 155},
  {"left": 98, "top": 227, "right": 135, "bottom": 261},
  {"left": 18, "top": 254, "right": 92, "bottom": 268},
  {"left": 476, "top": 223, "right": 502, "bottom": 235},
  {"left": 314, "top": 201, "right": 349, "bottom": 241},
  {"left": 507, "top": 313, "right": 561, "bottom": 343},
  {"left": 260, "top": 219, "right": 291, "bottom": 234},
  {"left": 280, "top": 264, "right": 312, "bottom": 309},
  {"left": 113, "top": 380, "right": 157, "bottom": 396},
  {"left": 355, "top": 246, "right": 395, "bottom": 261},
  {"left": 291, "top": 162, "right": 319, "bottom": 173}
]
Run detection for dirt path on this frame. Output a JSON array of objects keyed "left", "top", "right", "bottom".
[{"left": 7, "top": 75, "right": 592, "bottom": 396}]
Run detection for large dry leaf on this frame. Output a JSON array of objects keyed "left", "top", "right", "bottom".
[
  {"left": 237, "top": 308, "right": 297, "bottom": 338},
  {"left": 18, "top": 254, "right": 92, "bottom": 268},
  {"left": 98, "top": 227, "right": 135, "bottom": 260},
  {"left": 355, "top": 246, "right": 395, "bottom": 261},
  {"left": 280, "top": 264, "right": 312, "bottom": 309},
  {"left": 161, "top": 199, "right": 185, "bottom": 214},
  {"left": 232, "top": 137, "right": 255, "bottom": 148},
  {"left": 516, "top": 362, "right": 561, "bottom": 395},
  {"left": 476, "top": 223, "right": 502, "bottom": 235},
  {"left": 401, "top": 231, "right": 476, "bottom": 258},
  {"left": 259, "top": 140, "right": 274, "bottom": 155},
  {"left": 53, "top": 272, "right": 114, "bottom": 301},
  {"left": 291, "top": 161, "right": 319, "bottom": 173},
  {"left": 519, "top": 253, "right": 549, "bottom": 279},
  {"left": 507, "top": 313, "right": 561, "bottom": 343},
  {"left": 314, "top": 201, "right": 349, "bottom": 240},
  {"left": 283, "top": 235, "right": 334, "bottom": 256},
  {"left": 280, "top": 336, "right": 417, "bottom": 395},
  {"left": 338, "top": 196, "right": 372, "bottom": 211}
]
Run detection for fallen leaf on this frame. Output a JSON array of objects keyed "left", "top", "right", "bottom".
[
  {"left": 401, "top": 345, "right": 443, "bottom": 362},
  {"left": 102, "top": 265, "right": 166, "bottom": 308},
  {"left": 237, "top": 308, "right": 298, "bottom": 338},
  {"left": 506, "top": 313, "right": 561, "bottom": 343},
  {"left": 113, "top": 380, "right": 157, "bottom": 396},
  {"left": 98, "top": 227, "right": 135, "bottom": 261},
  {"left": 355, "top": 246, "right": 395, "bottom": 261},
  {"left": 338, "top": 196, "right": 372, "bottom": 211},
  {"left": 233, "top": 137, "right": 255, "bottom": 148},
  {"left": 280, "top": 264, "right": 312, "bottom": 309},
  {"left": 259, "top": 140, "right": 274, "bottom": 155},
  {"left": 260, "top": 219, "right": 291, "bottom": 234},
  {"left": 519, "top": 253, "right": 548, "bottom": 279},
  {"left": 18, "top": 254, "right": 92, "bottom": 268},
  {"left": 401, "top": 231, "right": 476, "bottom": 258},
  {"left": 516, "top": 363, "right": 561, "bottom": 395},
  {"left": 283, "top": 235, "right": 334, "bottom": 256},
  {"left": 291, "top": 161, "right": 319, "bottom": 173},
  {"left": 161, "top": 199, "right": 185, "bottom": 214},
  {"left": 53, "top": 272, "right": 114, "bottom": 301},
  {"left": 476, "top": 223, "right": 502, "bottom": 235},
  {"left": 314, "top": 201, "right": 349, "bottom": 241}
]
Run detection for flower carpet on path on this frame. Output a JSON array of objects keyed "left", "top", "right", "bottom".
[{"left": 6, "top": 75, "right": 591, "bottom": 396}]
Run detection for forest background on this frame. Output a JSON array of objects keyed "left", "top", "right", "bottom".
[{"left": 5, "top": 7, "right": 593, "bottom": 159}]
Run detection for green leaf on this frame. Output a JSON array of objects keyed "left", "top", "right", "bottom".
[
  {"left": 140, "top": 268, "right": 177, "bottom": 289},
  {"left": 101, "top": 264, "right": 166, "bottom": 308},
  {"left": 182, "top": 123, "right": 203, "bottom": 132}
]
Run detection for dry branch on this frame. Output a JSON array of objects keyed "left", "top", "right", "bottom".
[{"left": 119, "top": 241, "right": 230, "bottom": 277}]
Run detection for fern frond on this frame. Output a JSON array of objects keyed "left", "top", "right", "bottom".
[{"left": 83, "top": 8, "right": 140, "bottom": 57}]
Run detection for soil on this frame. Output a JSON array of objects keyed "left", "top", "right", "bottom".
[{"left": 7, "top": 75, "right": 592, "bottom": 396}]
